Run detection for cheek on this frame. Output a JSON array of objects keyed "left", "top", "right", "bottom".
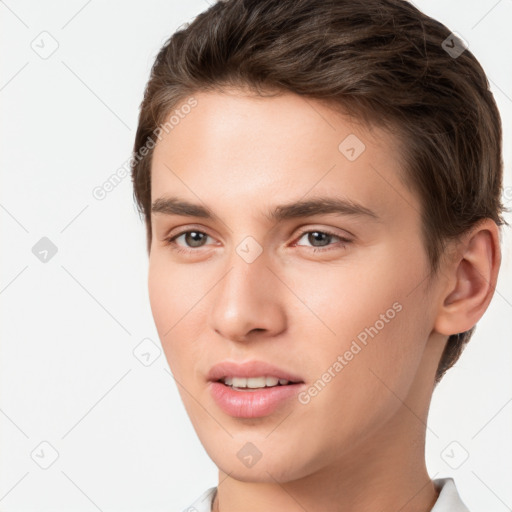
[
  {"left": 148, "top": 256, "right": 191, "bottom": 372},
  {"left": 148, "top": 251, "right": 200, "bottom": 329},
  {"left": 148, "top": 256, "right": 173, "bottom": 335},
  {"left": 283, "top": 259, "right": 430, "bottom": 450},
  {"left": 148, "top": 253, "right": 216, "bottom": 381},
  {"left": 289, "top": 247, "right": 430, "bottom": 396}
]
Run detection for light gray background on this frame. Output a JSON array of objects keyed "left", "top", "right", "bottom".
[{"left": 1, "top": 1, "right": 511, "bottom": 511}]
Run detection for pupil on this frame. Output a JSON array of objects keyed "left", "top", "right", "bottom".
[
  {"left": 185, "top": 231, "right": 206, "bottom": 247},
  {"left": 309, "top": 231, "right": 330, "bottom": 247}
]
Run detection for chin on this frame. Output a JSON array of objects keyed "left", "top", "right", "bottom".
[{"left": 207, "top": 442, "right": 313, "bottom": 483}]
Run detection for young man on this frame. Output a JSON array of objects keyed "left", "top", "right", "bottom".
[{"left": 131, "top": 1, "right": 505, "bottom": 510}]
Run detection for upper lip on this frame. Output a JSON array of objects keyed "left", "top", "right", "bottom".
[{"left": 207, "top": 360, "right": 304, "bottom": 383}]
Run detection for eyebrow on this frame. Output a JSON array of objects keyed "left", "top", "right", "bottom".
[{"left": 151, "top": 196, "right": 380, "bottom": 222}]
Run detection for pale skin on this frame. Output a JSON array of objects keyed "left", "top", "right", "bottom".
[{"left": 147, "top": 88, "right": 500, "bottom": 512}]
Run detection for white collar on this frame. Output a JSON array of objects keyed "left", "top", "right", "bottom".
[
  {"left": 431, "top": 477, "right": 470, "bottom": 511},
  {"left": 182, "top": 477, "right": 470, "bottom": 512}
]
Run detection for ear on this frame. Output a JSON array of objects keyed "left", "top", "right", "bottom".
[{"left": 434, "top": 219, "right": 501, "bottom": 336}]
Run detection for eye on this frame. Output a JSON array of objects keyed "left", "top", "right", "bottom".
[
  {"left": 164, "top": 227, "right": 351, "bottom": 255},
  {"left": 165, "top": 229, "right": 215, "bottom": 254},
  {"left": 294, "top": 229, "right": 351, "bottom": 252}
]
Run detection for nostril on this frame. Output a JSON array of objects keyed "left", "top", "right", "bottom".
[{"left": 245, "top": 328, "right": 266, "bottom": 337}]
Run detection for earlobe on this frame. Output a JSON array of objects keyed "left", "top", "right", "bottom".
[{"left": 434, "top": 219, "right": 501, "bottom": 336}]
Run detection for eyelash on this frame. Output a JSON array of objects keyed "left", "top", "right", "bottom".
[{"left": 164, "top": 228, "right": 351, "bottom": 255}]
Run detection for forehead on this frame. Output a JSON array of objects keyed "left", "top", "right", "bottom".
[{"left": 150, "top": 89, "right": 416, "bottom": 224}]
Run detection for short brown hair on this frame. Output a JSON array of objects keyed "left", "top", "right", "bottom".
[{"left": 131, "top": 0, "right": 506, "bottom": 382}]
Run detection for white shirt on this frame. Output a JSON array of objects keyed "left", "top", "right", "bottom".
[{"left": 180, "top": 477, "right": 470, "bottom": 512}]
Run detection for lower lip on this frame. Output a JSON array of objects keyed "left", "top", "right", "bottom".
[{"left": 209, "top": 381, "right": 305, "bottom": 418}]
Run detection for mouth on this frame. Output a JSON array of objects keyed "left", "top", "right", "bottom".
[
  {"left": 215, "top": 375, "right": 303, "bottom": 391},
  {"left": 207, "top": 360, "right": 305, "bottom": 388},
  {"left": 207, "top": 360, "right": 306, "bottom": 417}
]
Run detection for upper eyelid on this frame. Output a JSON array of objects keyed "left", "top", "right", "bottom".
[{"left": 168, "top": 226, "right": 215, "bottom": 241}]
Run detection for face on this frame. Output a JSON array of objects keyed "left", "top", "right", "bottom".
[{"left": 148, "top": 88, "right": 444, "bottom": 482}]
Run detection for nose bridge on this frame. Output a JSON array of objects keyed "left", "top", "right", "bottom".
[{"left": 209, "top": 240, "right": 286, "bottom": 341}]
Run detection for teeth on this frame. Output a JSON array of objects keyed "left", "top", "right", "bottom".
[{"left": 222, "top": 376, "right": 291, "bottom": 388}]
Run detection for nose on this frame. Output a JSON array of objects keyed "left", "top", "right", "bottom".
[{"left": 208, "top": 247, "right": 287, "bottom": 343}]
